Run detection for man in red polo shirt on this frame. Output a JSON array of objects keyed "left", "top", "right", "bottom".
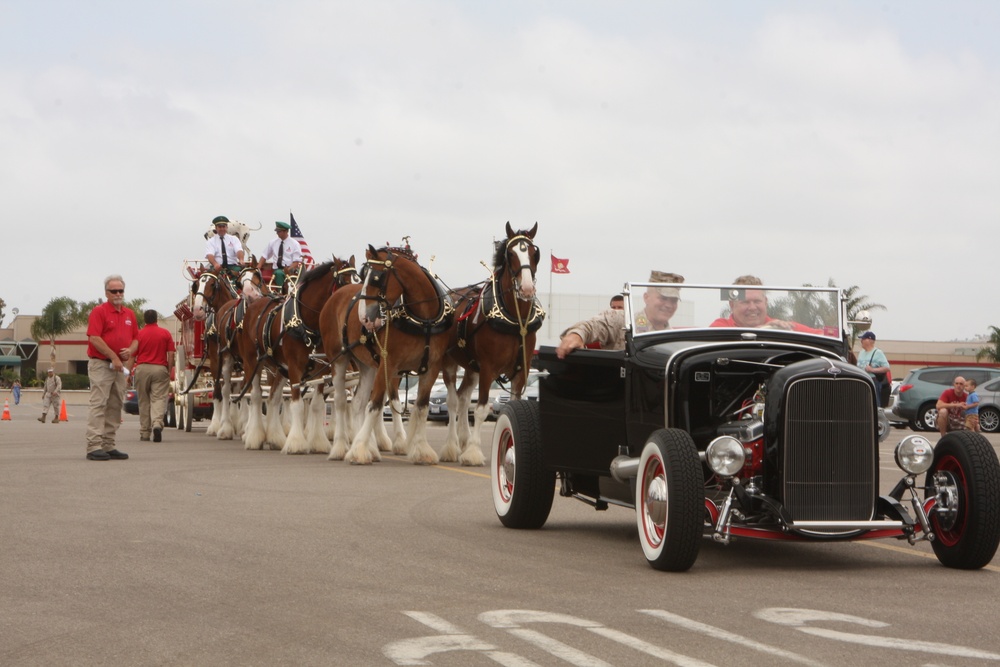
[
  {"left": 134, "top": 309, "right": 176, "bottom": 443},
  {"left": 85, "top": 275, "right": 139, "bottom": 461},
  {"left": 936, "top": 376, "right": 969, "bottom": 438}
]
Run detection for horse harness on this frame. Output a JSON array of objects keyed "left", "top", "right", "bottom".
[
  {"left": 451, "top": 234, "right": 545, "bottom": 375},
  {"left": 341, "top": 247, "right": 455, "bottom": 375}
]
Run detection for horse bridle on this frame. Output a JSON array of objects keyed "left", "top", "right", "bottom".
[
  {"left": 504, "top": 234, "right": 540, "bottom": 301},
  {"left": 192, "top": 271, "right": 239, "bottom": 308}
]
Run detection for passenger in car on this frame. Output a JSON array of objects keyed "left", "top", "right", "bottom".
[
  {"left": 709, "top": 275, "right": 823, "bottom": 334},
  {"left": 555, "top": 270, "right": 684, "bottom": 358}
]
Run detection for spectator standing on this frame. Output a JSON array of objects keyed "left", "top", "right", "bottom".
[
  {"left": 965, "top": 378, "right": 981, "bottom": 432},
  {"left": 11, "top": 379, "right": 21, "bottom": 406},
  {"left": 935, "top": 377, "right": 968, "bottom": 438},
  {"left": 84, "top": 275, "right": 139, "bottom": 461},
  {"left": 134, "top": 310, "right": 176, "bottom": 443},
  {"left": 856, "top": 331, "right": 891, "bottom": 407},
  {"left": 38, "top": 369, "right": 62, "bottom": 423}
]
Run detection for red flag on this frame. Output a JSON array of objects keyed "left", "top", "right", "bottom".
[
  {"left": 551, "top": 254, "right": 570, "bottom": 274},
  {"left": 289, "top": 212, "right": 315, "bottom": 267}
]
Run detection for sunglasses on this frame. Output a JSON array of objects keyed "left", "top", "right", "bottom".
[{"left": 107, "top": 289, "right": 125, "bottom": 294}]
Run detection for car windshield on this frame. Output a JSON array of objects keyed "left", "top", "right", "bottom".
[{"left": 626, "top": 282, "right": 843, "bottom": 338}]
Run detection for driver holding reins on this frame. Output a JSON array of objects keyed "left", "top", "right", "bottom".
[{"left": 204, "top": 215, "right": 245, "bottom": 278}]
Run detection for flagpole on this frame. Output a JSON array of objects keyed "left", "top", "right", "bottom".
[{"left": 548, "top": 249, "right": 553, "bottom": 340}]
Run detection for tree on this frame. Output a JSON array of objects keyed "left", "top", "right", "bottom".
[
  {"left": 975, "top": 326, "right": 1000, "bottom": 365},
  {"left": 840, "top": 283, "right": 887, "bottom": 349},
  {"left": 0, "top": 296, "right": 6, "bottom": 327},
  {"left": 31, "top": 297, "right": 87, "bottom": 365}
]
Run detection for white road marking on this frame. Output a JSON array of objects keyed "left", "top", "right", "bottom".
[
  {"left": 482, "top": 609, "right": 716, "bottom": 667},
  {"left": 640, "top": 609, "right": 826, "bottom": 667},
  {"left": 756, "top": 608, "right": 1000, "bottom": 661}
]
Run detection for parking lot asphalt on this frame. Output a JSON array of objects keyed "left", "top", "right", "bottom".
[{"left": 3, "top": 393, "right": 999, "bottom": 665}]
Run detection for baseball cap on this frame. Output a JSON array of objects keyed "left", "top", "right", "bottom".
[{"left": 860, "top": 331, "right": 876, "bottom": 340}]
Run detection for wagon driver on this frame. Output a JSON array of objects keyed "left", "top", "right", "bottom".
[
  {"left": 257, "top": 220, "right": 302, "bottom": 290},
  {"left": 204, "top": 215, "right": 245, "bottom": 278}
]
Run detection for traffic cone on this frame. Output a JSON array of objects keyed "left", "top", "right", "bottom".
[
  {"left": 1, "top": 400, "right": 10, "bottom": 421},
  {"left": 59, "top": 400, "right": 69, "bottom": 422}
]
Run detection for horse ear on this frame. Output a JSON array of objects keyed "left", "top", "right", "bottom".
[
  {"left": 527, "top": 222, "right": 538, "bottom": 238},
  {"left": 366, "top": 244, "right": 377, "bottom": 259},
  {"left": 348, "top": 255, "right": 356, "bottom": 267},
  {"left": 505, "top": 221, "right": 514, "bottom": 238}
]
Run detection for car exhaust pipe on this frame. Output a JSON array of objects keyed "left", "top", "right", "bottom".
[{"left": 610, "top": 455, "right": 641, "bottom": 483}]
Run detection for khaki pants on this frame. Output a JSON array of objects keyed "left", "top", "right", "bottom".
[
  {"left": 135, "top": 364, "right": 170, "bottom": 436},
  {"left": 42, "top": 393, "right": 61, "bottom": 420},
  {"left": 87, "top": 359, "right": 127, "bottom": 453}
]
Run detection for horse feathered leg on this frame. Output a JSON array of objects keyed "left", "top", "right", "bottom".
[
  {"left": 217, "top": 355, "right": 236, "bottom": 440},
  {"left": 460, "top": 402, "right": 489, "bottom": 466},
  {"left": 243, "top": 373, "right": 267, "bottom": 450},
  {"left": 283, "top": 382, "right": 309, "bottom": 454},
  {"left": 344, "top": 403, "right": 381, "bottom": 464},
  {"left": 439, "top": 369, "right": 467, "bottom": 462},
  {"left": 304, "top": 384, "right": 331, "bottom": 454},
  {"left": 329, "top": 358, "right": 352, "bottom": 460},
  {"left": 263, "top": 376, "right": 287, "bottom": 450}
]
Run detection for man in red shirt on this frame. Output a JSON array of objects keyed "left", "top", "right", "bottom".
[
  {"left": 85, "top": 275, "right": 139, "bottom": 461},
  {"left": 134, "top": 310, "right": 176, "bottom": 443},
  {"left": 936, "top": 376, "right": 968, "bottom": 437}
]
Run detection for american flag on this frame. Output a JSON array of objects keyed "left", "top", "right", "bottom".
[{"left": 289, "top": 212, "right": 315, "bottom": 267}]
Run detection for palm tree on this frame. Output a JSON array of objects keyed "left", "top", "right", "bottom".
[
  {"left": 975, "top": 326, "right": 1000, "bottom": 364},
  {"left": 840, "top": 283, "right": 887, "bottom": 349},
  {"left": 31, "top": 297, "right": 86, "bottom": 365}
]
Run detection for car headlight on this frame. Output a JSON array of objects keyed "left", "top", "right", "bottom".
[
  {"left": 895, "top": 435, "right": 934, "bottom": 475},
  {"left": 705, "top": 436, "right": 746, "bottom": 478}
]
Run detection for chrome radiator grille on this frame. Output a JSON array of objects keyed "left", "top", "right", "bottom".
[{"left": 782, "top": 377, "right": 876, "bottom": 523}]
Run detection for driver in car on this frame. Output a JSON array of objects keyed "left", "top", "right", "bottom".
[
  {"left": 556, "top": 270, "right": 684, "bottom": 358},
  {"left": 710, "top": 275, "right": 823, "bottom": 333}
]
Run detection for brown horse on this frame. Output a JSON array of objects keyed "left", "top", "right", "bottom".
[
  {"left": 440, "top": 222, "right": 543, "bottom": 465},
  {"left": 191, "top": 267, "right": 263, "bottom": 439},
  {"left": 269, "top": 256, "right": 358, "bottom": 454},
  {"left": 319, "top": 243, "right": 454, "bottom": 464}
]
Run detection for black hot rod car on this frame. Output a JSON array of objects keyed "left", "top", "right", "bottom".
[{"left": 490, "top": 281, "right": 1000, "bottom": 571}]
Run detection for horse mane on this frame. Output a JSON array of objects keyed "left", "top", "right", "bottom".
[
  {"left": 376, "top": 245, "right": 419, "bottom": 263},
  {"left": 296, "top": 260, "right": 334, "bottom": 288}
]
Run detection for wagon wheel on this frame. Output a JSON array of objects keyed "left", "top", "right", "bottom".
[
  {"left": 925, "top": 430, "right": 1000, "bottom": 569},
  {"left": 635, "top": 428, "right": 704, "bottom": 572}
]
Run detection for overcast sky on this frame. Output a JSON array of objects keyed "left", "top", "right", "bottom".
[{"left": 2, "top": 1, "right": 997, "bottom": 341}]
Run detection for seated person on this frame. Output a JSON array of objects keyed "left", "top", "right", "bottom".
[
  {"left": 937, "top": 377, "right": 968, "bottom": 437},
  {"left": 257, "top": 221, "right": 302, "bottom": 290},
  {"left": 205, "top": 216, "right": 245, "bottom": 279},
  {"left": 710, "top": 275, "right": 823, "bottom": 334},
  {"left": 556, "top": 271, "right": 683, "bottom": 358}
]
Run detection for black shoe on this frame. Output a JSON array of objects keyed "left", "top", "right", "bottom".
[
  {"left": 86, "top": 450, "right": 110, "bottom": 461},
  {"left": 107, "top": 449, "right": 129, "bottom": 460},
  {"left": 153, "top": 427, "right": 162, "bottom": 443}
]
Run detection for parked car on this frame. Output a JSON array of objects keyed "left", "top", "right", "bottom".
[
  {"left": 884, "top": 380, "right": 907, "bottom": 428},
  {"left": 490, "top": 281, "right": 1000, "bottom": 571},
  {"left": 124, "top": 388, "right": 139, "bottom": 415},
  {"left": 427, "top": 378, "right": 507, "bottom": 422},
  {"left": 490, "top": 371, "right": 545, "bottom": 419},
  {"left": 890, "top": 366, "right": 1000, "bottom": 431}
]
